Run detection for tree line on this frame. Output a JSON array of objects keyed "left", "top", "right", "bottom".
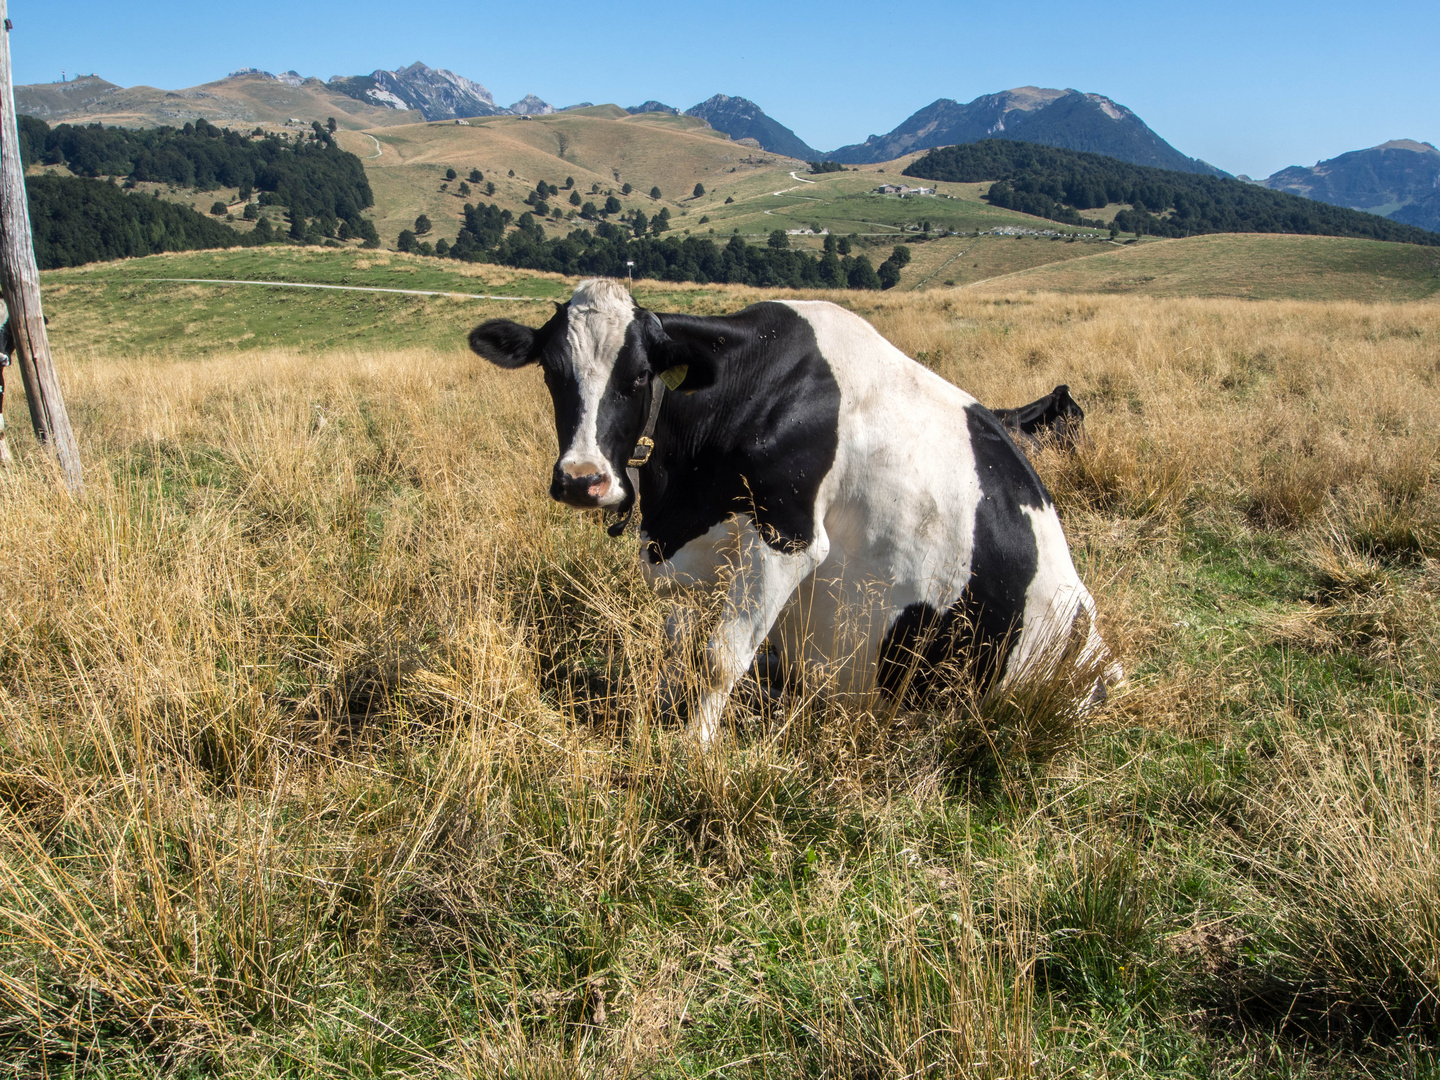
[
  {"left": 903, "top": 140, "right": 1440, "bottom": 244},
  {"left": 433, "top": 205, "right": 902, "bottom": 290},
  {"left": 27, "top": 174, "right": 276, "bottom": 269},
  {"left": 19, "top": 115, "right": 379, "bottom": 237}
]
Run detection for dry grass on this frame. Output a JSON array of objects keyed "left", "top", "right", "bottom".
[{"left": 1, "top": 282, "right": 1438, "bottom": 1075}]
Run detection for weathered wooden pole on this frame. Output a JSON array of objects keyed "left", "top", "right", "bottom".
[{"left": 0, "top": 2, "right": 81, "bottom": 489}]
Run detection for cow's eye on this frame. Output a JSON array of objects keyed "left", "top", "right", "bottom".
[{"left": 630, "top": 371, "right": 650, "bottom": 392}]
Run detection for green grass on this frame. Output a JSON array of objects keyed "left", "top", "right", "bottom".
[
  {"left": 40, "top": 248, "right": 570, "bottom": 358},
  {"left": 686, "top": 168, "right": 1101, "bottom": 243}
]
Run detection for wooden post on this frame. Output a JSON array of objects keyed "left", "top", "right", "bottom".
[{"left": 0, "top": 2, "right": 81, "bottom": 489}]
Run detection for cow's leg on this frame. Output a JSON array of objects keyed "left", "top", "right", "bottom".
[{"left": 690, "top": 518, "right": 829, "bottom": 742}]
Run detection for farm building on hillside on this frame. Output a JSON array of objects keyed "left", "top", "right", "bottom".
[{"left": 875, "top": 183, "right": 935, "bottom": 196}]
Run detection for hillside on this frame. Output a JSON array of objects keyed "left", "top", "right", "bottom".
[
  {"left": 967, "top": 232, "right": 1440, "bottom": 301},
  {"left": 333, "top": 111, "right": 753, "bottom": 246},
  {"left": 827, "top": 87, "right": 1223, "bottom": 174},
  {"left": 331, "top": 118, "right": 1129, "bottom": 288},
  {"left": 1265, "top": 139, "right": 1440, "bottom": 232}
]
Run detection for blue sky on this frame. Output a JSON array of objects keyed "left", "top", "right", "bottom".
[{"left": 13, "top": 0, "right": 1439, "bottom": 179}]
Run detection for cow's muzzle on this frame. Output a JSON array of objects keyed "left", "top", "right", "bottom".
[{"left": 551, "top": 463, "right": 618, "bottom": 508}]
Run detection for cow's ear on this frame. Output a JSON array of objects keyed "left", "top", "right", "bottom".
[
  {"left": 469, "top": 319, "right": 539, "bottom": 368},
  {"left": 643, "top": 311, "right": 717, "bottom": 392}
]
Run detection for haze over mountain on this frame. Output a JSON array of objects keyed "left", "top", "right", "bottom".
[
  {"left": 826, "top": 87, "right": 1224, "bottom": 175},
  {"left": 1263, "top": 140, "right": 1440, "bottom": 233}
]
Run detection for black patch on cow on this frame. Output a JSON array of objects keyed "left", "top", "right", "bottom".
[
  {"left": 991, "top": 384, "right": 1086, "bottom": 452},
  {"left": 637, "top": 303, "right": 842, "bottom": 561},
  {"left": 876, "top": 405, "right": 1049, "bottom": 702},
  {"left": 469, "top": 304, "right": 567, "bottom": 368}
]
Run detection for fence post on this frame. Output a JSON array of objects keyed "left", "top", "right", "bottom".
[{"left": 0, "top": 2, "right": 81, "bottom": 489}]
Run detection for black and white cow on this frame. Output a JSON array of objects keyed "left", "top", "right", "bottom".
[{"left": 471, "top": 278, "right": 1117, "bottom": 740}]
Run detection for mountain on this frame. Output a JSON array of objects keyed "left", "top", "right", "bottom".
[
  {"left": 326, "top": 63, "right": 556, "bottom": 120},
  {"left": 684, "top": 95, "right": 818, "bottom": 160},
  {"left": 9, "top": 74, "right": 122, "bottom": 121},
  {"left": 328, "top": 62, "right": 512, "bottom": 120},
  {"left": 1264, "top": 140, "right": 1440, "bottom": 233},
  {"left": 627, "top": 101, "right": 678, "bottom": 115},
  {"left": 508, "top": 94, "right": 554, "bottom": 116},
  {"left": 14, "top": 70, "right": 419, "bottom": 129},
  {"left": 827, "top": 87, "right": 1224, "bottom": 175}
]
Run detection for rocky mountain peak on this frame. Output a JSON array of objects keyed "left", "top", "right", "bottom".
[
  {"left": 508, "top": 94, "right": 554, "bottom": 116},
  {"left": 684, "top": 95, "right": 818, "bottom": 159}
]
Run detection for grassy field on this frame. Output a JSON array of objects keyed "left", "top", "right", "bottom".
[
  {"left": 1, "top": 254, "right": 1438, "bottom": 1076},
  {"left": 977, "top": 233, "right": 1440, "bottom": 302}
]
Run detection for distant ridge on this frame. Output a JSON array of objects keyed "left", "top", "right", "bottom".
[
  {"left": 684, "top": 95, "right": 818, "bottom": 159},
  {"left": 1264, "top": 140, "right": 1440, "bottom": 233},
  {"left": 827, "top": 87, "right": 1224, "bottom": 175}
]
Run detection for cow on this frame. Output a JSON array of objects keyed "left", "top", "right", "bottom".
[
  {"left": 470, "top": 278, "right": 1117, "bottom": 741},
  {"left": 992, "top": 384, "right": 1087, "bottom": 454}
]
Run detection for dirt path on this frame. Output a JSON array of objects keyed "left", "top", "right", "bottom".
[{"left": 139, "top": 277, "right": 546, "bottom": 302}]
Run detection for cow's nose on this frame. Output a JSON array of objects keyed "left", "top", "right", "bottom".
[
  {"left": 551, "top": 462, "right": 615, "bottom": 507},
  {"left": 562, "top": 460, "right": 605, "bottom": 479}
]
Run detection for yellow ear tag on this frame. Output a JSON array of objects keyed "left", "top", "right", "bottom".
[{"left": 659, "top": 365, "right": 689, "bottom": 391}]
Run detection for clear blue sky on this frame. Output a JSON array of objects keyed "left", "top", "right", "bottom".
[{"left": 12, "top": 0, "right": 1438, "bottom": 179}]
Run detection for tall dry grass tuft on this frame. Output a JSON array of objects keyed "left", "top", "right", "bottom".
[{"left": 1213, "top": 707, "right": 1440, "bottom": 1036}]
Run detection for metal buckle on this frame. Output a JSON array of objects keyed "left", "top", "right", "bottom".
[{"left": 628, "top": 437, "right": 654, "bottom": 468}]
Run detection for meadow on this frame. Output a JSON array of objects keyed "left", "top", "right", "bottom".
[{"left": 0, "top": 251, "right": 1437, "bottom": 1077}]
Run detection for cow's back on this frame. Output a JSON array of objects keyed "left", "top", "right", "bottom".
[{"left": 772, "top": 301, "right": 1097, "bottom": 697}]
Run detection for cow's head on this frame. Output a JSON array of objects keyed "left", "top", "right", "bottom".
[{"left": 469, "top": 278, "right": 712, "bottom": 509}]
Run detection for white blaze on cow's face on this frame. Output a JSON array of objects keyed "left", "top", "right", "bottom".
[{"left": 552, "top": 278, "right": 640, "bottom": 507}]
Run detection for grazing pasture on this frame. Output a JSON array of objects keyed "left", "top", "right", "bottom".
[{"left": 0, "top": 254, "right": 1437, "bottom": 1076}]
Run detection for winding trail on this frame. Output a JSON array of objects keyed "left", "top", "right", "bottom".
[
  {"left": 360, "top": 133, "right": 383, "bottom": 160},
  {"left": 760, "top": 171, "right": 824, "bottom": 214}
]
